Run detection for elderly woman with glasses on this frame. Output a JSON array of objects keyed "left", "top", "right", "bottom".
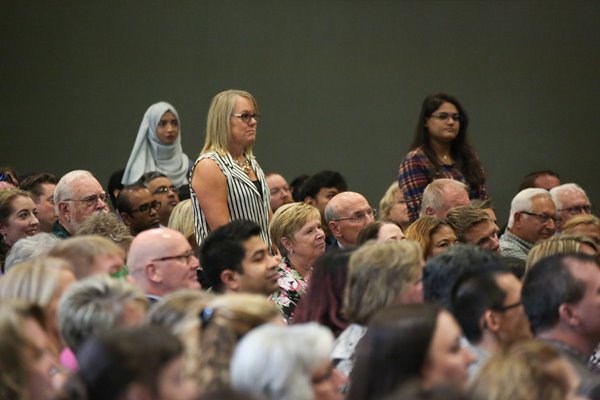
[
  {"left": 269, "top": 202, "right": 326, "bottom": 321},
  {"left": 190, "top": 90, "right": 272, "bottom": 249},
  {"left": 398, "top": 93, "right": 488, "bottom": 223}
]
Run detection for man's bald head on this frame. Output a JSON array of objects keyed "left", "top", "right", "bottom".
[{"left": 325, "top": 191, "right": 375, "bottom": 248}]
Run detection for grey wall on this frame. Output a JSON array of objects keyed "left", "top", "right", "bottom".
[{"left": 2, "top": 0, "right": 599, "bottom": 224}]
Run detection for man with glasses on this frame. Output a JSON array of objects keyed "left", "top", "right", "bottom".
[
  {"left": 550, "top": 183, "right": 593, "bottom": 232},
  {"left": 127, "top": 227, "right": 201, "bottom": 303},
  {"left": 137, "top": 171, "right": 180, "bottom": 227},
  {"left": 451, "top": 267, "right": 531, "bottom": 379},
  {"left": 325, "top": 191, "right": 376, "bottom": 249},
  {"left": 53, "top": 170, "right": 109, "bottom": 238},
  {"left": 116, "top": 184, "right": 160, "bottom": 236},
  {"left": 499, "top": 188, "right": 557, "bottom": 261}
]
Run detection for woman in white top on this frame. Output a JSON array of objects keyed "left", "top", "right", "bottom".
[{"left": 190, "top": 90, "right": 271, "bottom": 248}]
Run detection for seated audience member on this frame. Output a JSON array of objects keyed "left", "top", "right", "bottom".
[
  {"left": 61, "top": 326, "right": 198, "bottom": 400},
  {"left": 379, "top": 182, "right": 411, "bottom": 232},
  {"left": 196, "top": 293, "right": 281, "bottom": 394},
  {"left": 0, "top": 168, "right": 18, "bottom": 189},
  {"left": 75, "top": 211, "right": 133, "bottom": 254},
  {"left": 419, "top": 179, "right": 470, "bottom": 219},
  {"left": 231, "top": 323, "right": 345, "bottom": 400},
  {"left": 290, "top": 174, "right": 310, "bottom": 202},
  {"left": 0, "top": 188, "right": 40, "bottom": 272},
  {"left": 4, "top": 232, "right": 60, "bottom": 272},
  {"left": 499, "top": 188, "right": 557, "bottom": 261},
  {"left": 269, "top": 203, "right": 325, "bottom": 321},
  {"left": 0, "top": 257, "right": 76, "bottom": 367},
  {"left": 266, "top": 172, "right": 292, "bottom": 212},
  {"left": 19, "top": 173, "right": 59, "bottom": 233},
  {"left": 115, "top": 184, "right": 161, "bottom": 236},
  {"left": 136, "top": 171, "right": 180, "bottom": 227},
  {"left": 147, "top": 290, "right": 213, "bottom": 382},
  {"left": 49, "top": 235, "right": 126, "bottom": 279},
  {"left": 450, "top": 268, "right": 531, "bottom": 378},
  {"left": 526, "top": 236, "right": 598, "bottom": 272},
  {"left": 348, "top": 303, "right": 475, "bottom": 400},
  {"left": 325, "top": 191, "right": 376, "bottom": 249},
  {"left": 0, "top": 300, "right": 64, "bottom": 399},
  {"left": 127, "top": 227, "right": 200, "bottom": 302},
  {"left": 106, "top": 168, "right": 125, "bottom": 210},
  {"left": 423, "top": 244, "right": 505, "bottom": 309},
  {"left": 518, "top": 169, "right": 561, "bottom": 191},
  {"left": 356, "top": 221, "right": 405, "bottom": 245},
  {"left": 562, "top": 214, "right": 600, "bottom": 246},
  {"left": 551, "top": 183, "right": 593, "bottom": 232},
  {"left": 521, "top": 253, "right": 600, "bottom": 399},
  {"left": 471, "top": 197, "right": 499, "bottom": 230},
  {"left": 167, "top": 199, "right": 198, "bottom": 254},
  {"left": 299, "top": 170, "right": 348, "bottom": 245},
  {"left": 470, "top": 340, "right": 583, "bottom": 400},
  {"left": 446, "top": 205, "right": 500, "bottom": 253},
  {"left": 405, "top": 216, "right": 457, "bottom": 260},
  {"left": 199, "top": 220, "right": 280, "bottom": 295},
  {"left": 332, "top": 240, "right": 423, "bottom": 378},
  {"left": 53, "top": 170, "right": 109, "bottom": 238},
  {"left": 57, "top": 275, "right": 148, "bottom": 370},
  {"left": 293, "top": 250, "right": 351, "bottom": 337}
]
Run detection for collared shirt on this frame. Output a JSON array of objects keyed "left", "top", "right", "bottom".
[
  {"left": 331, "top": 323, "right": 368, "bottom": 379},
  {"left": 499, "top": 230, "right": 533, "bottom": 261},
  {"left": 52, "top": 221, "right": 71, "bottom": 239}
]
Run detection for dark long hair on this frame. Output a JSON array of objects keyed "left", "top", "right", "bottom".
[
  {"left": 292, "top": 250, "right": 351, "bottom": 336},
  {"left": 410, "top": 93, "right": 484, "bottom": 188},
  {"left": 348, "top": 303, "right": 442, "bottom": 400}
]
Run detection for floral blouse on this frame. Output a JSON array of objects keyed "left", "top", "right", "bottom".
[{"left": 269, "top": 257, "right": 308, "bottom": 322}]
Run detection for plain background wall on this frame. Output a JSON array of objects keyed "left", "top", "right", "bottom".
[{"left": 2, "top": 0, "right": 599, "bottom": 224}]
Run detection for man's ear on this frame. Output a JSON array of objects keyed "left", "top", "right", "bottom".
[
  {"left": 328, "top": 221, "right": 341, "bottom": 237},
  {"left": 304, "top": 196, "right": 315, "bottom": 206},
  {"left": 145, "top": 262, "right": 162, "bottom": 283},
  {"left": 221, "top": 269, "right": 240, "bottom": 291},
  {"left": 483, "top": 309, "right": 501, "bottom": 333},
  {"left": 513, "top": 212, "right": 523, "bottom": 227},
  {"left": 424, "top": 207, "right": 435, "bottom": 216},
  {"left": 58, "top": 201, "right": 70, "bottom": 220},
  {"left": 558, "top": 303, "right": 581, "bottom": 328},
  {"left": 120, "top": 212, "right": 132, "bottom": 227}
]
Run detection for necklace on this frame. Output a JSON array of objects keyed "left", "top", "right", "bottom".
[{"left": 234, "top": 155, "right": 251, "bottom": 176}]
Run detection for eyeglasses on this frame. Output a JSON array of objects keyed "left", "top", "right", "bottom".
[
  {"left": 430, "top": 112, "right": 462, "bottom": 122},
  {"left": 152, "top": 185, "right": 177, "bottom": 195},
  {"left": 0, "top": 173, "right": 16, "bottom": 186},
  {"left": 64, "top": 193, "right": 107, "bottom": 207},
  {"left": 558, "top": 205, "right": 592, "bottom": 215},
  {"left": 332, "top": 208, "right": 377, "bottom": 222},
  {"left": 152, "top": 250, "right": 196, "bottom": 264},
  {"left": 129, "top": 200, "right": 161, "bottom": 214},
  {"left": 495, "top": 301, "right": 522, "bottom": 312},
  {"left": 231, "top": 112, "right": 262, "bottom": 123},
  {"left": 520, "top": 211, "right": 558, "bottom": 224}
]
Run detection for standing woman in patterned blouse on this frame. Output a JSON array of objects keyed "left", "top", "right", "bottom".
[
  {"left": 190, "top": 90, "right": 272, "bottom": 248},
  {"left": 398, "top": 93, "right": 488, "bottom": 223}
]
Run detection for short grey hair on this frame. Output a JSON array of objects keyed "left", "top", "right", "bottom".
[
  {"left": 324, "top": 201, "right": 339, "bottom": 223},
  {"left": 549, "top": 183, "right": 588, "bottom": 210},
  {"left": 57, "top": 275, "right": 148, "bottom": 351},
  {"left": 230, "top": 323, "right": 334, "bottom": 400},
  {"left": 54, "top": 170, "right": 95, "bottom": 214},
  {"left": 420, "top": 179, "right": 467, "bottom": 217},
  {"left": 4, "top": 233, "right": 60, "bottom": 272},
  {"left": 507, "top": 188, "right": 552, "bottom": 229}
]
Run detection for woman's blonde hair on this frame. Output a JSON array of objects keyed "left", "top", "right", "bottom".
[
  {"left": 202, "top": 89, "right": 259, "bottom": 157},
  {"left": 269, "top": 202, "right": 321, "bottom": 257},
  {"left": 405, "top": 216, "right": 451, "bottom": 259},
  {"left": 526, "top": 236, "right": 598, "bottom": 271},
  {"left": 168, "top": 199, "right": 196, "bottom": 242},
  {"left": 561, "top": 213, "right": 600, "bottom": 241},
  {"left": 344, "top": 240, "right": 422, "bottom": 324},
  {"left": 470, "top": 340, "right": 573, "bottom": 400},
  {"left": 197, "top": 293, "right": 280, "bottom": 393},
  {"left": 379, "top": 182, "right": 399, "bottom": 221}
]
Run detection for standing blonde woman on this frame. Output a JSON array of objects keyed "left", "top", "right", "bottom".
[{"left": 190, "top": 90, "right": 271, "bottom": 248}]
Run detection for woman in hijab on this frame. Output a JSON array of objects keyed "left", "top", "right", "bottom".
[{"left": 122, "top": 102, "right": 191, "bottom": 191}]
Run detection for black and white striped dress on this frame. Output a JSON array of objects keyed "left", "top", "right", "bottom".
[{"left": 189, "top": 151, "right": 272, "bottom": 248}]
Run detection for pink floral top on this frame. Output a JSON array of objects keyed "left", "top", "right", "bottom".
[{"left": 269, "top": 257, "right": 308, "bottom": 322}]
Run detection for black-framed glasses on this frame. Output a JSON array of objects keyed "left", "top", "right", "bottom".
[
  {"left": 152, "top": 250, "right": 196, "bottom": 264},
  {"left": 231, "top": 112, "right": 261, "bottom": 123},
  {"left": 332, "top": 208, "right": 377, "bottom": 222},
  {"left": 520, "top": 211, "right": 558, "bottom": 224},
  {"left": 0, "top": 173, "right": 16, "bottom": 186},
  {"left": 495, "top": 301, "right": 522, "bottom": 312},
  {"left": 430, "top": 112, "right": 461, "bottom": 122},
  {"left": 64, "top": 193, "right": 107, "bottom": 208},
  {"left": 558, "top": 205, "right": 592, "bottom": 215},
  {"left": 129, "top": 200, "right": 161, "bottom": 214},
  {"left": 152, "top": 185, "right": 177, "bottom": 195}
]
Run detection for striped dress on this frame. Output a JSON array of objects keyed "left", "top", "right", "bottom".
[{"left": 190, "top": 151, "right": 272, "bottom": 248}]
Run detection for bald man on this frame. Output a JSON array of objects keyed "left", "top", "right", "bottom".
[
  {"left": 127, "top": 227, "right": 201, "bottom": 302},
  {"left": 325, "top": 191, "right": 375, "bottom": 249}
]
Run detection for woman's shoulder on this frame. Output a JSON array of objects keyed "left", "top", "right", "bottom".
[{"left": 403, "top": 146, "right": 427, "bottom": 160}]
